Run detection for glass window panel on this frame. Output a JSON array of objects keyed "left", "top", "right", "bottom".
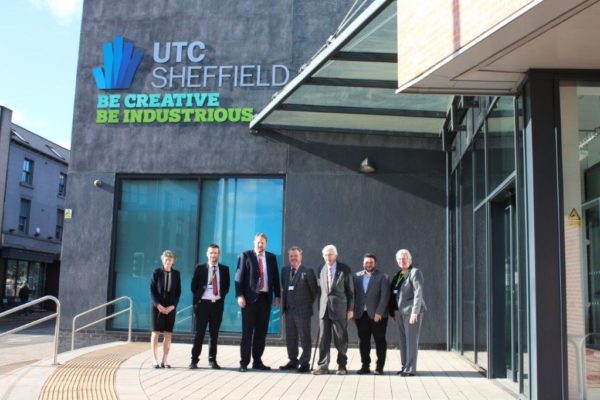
[
  {"left": 21, "top": 158, "right": 33, "bottom": 185},
  {"left": 4, "top": 260, "right": 17, "bottom": 298},
  {"left": 461, "top": 153, "right": 475, "bottom": 361},
  {"left": 516, "top": 93, "right": 529, "bottom": 396},
  {"left": 284, "top": 86, "right": 451, "bottom": 112},
  {"left": 58, "top": 173, "right": 67, "bottom": 197},
  {"left": 16, "top": 261, "right": 28, "bottom": 297},
  {"left": 199, "top": 178, "right": 284, "bottom": 334},
  {"left": 342, "top": 1, "right": 396, "bottom": 53},
  {"left": 28, "top": 262, "right": 43, "bottom": 299},
  {"left": 487, "top": 97, "right": 515, "bottom": 191},
  {"left": 263, "top": 111, "right": 443, "bottom": 135},
  {"left": 474, "top": 129, "right": 486, "bottom": 204},
  {"left": 19, "top": 198, "right": 31, "bottom": 233},
  {"left": 559, "top": 82, "right": 600, "bottom": 397},
  {"left": 475, "top": 206, "right": 488, "bottom": 369},
  {"left": 314, "top": 60, "right": 397, "bottom": 81},
  {"left": 113, "top": 180, "right": 198, "bottom": 332}
]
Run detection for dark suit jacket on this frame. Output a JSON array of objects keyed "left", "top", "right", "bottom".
[
  {"left": 353, "top": 269, "right": 390, "bottom": 319},
  {"left": 235, "top": 250, "right": 281, "bottom": 304},
  {"left": 318, "top": 262, "right": 354, "bottom": 320},
  {"left": 191, "top": 263, "right": 230, "bottom": 304},
  {"left": 150, "top": 267, "right": 181, "bottom": 307},
  {"left": 281, "top": 264, "right": 318, "bottom": 318}
]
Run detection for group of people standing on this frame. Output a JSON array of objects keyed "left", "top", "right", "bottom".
[{"left": 149, "top": 233, "right": 427, "bottom": 376}]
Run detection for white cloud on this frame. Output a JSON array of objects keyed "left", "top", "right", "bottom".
[
  {"left": 28, "top": 0, "right": 83, "bottom": 25},
  {"left": 10, "top": 108, "right": 27, "bottom": 126},
  {"left": 57, "top": 138, "right": 71, "bottom": 150}
]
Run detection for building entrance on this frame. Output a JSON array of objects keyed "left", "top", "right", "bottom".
[{"left": 491, "top": 190, "right": 520, "bottom": 385}]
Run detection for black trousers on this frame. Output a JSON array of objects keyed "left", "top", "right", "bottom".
[
  {"left": 240, "top": 293, "right": 271, "bottom": 367},
  {"left": 355, "top": 311, "right": 388, "bottom": 369},
  {"left": 191, "top": 300, "right": 224, "bottom": 363}
]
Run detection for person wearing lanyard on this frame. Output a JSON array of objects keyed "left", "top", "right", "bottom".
[
  {"left": 149, "top": 250, "right": 181, "bottom": 369},
  {"left": 279, "top": 246, "right": 318, "bottom": 373},
  {"left": 189, "top": 244, "right": 230, "bottom": 370},
  {"left": 389, "top": 248, "right": 427, "bottom": 376},
  {"left": 235, "top": 233, "right": 281, "bottom": 372}
]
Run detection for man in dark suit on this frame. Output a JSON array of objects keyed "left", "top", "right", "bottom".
[
  {"left": 189, "top": 244, "right": 230, "bottom": 370},
  {"left": 235, "top": 233, "right": 281, "bottom": 372},
  {"left": 353, "top": 253, "right": 390, "bottom": 375},
  {"left": 313, "top": 244, "right": 354, "bottom": 375},
  {"left": 279, "top": 246, "right": 318, "bottom": 373}
]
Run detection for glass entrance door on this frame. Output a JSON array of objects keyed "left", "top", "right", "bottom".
[{"left": 504, "top": 201, "right": 519, "bottom": 382}]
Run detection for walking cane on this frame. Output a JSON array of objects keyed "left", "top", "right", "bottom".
[{"left": 310, "top": 323, "right": 320, "bottom": 370}]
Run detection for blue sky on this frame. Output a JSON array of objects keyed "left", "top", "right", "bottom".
[{"left": 0, "top": 0, "right": 83, "bottom": 149}]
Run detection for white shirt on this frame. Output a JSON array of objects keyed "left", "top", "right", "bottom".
[{"left": 201, "top": 265, "right": 221, "bottom": 300}]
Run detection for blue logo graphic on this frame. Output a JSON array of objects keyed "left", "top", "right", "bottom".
[{"left": 93, "top": 36, "right": 143, "bottom": 90}]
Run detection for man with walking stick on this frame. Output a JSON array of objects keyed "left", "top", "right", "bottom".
[{"left": 312, "top": 244, "right": 354, "bottom": 375}]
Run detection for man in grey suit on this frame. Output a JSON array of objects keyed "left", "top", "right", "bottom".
[
  {"left": 279, "top": 246, "right": 318, "bottom": 373},
  {"left": 313, "top": 244, "right": 354, "bottom": 375},
  {"left": 353, "top": 253, "right": 390, "bottom": 375}
]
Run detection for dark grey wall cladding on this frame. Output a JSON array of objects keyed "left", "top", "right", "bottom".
[
  {"left": 62, "top": 0, "right": 448, "bottom": 345},
  {"left": 60, "top": 172, "right": 116, "bottom": 326},
  {"left": 280, "top": 132, "right": 446, "bottom": 345}
]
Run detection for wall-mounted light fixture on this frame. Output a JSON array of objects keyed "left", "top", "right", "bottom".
[
  {"left": 93, "top": 179, "right": 103, "bottom": 188},
  {"left": 359, "top": 157, "right": 376, "bottom": 174}
]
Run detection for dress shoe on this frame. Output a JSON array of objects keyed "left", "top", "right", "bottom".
[
  {"left": 252, "top": 363, "right": 271, "bottom": 371},
  {"left": 239, "top": 366, "right": 248, "bottom": 372},
  {"left": 209, "top": 361, "right": 221, "bottom": 370},
  {"left": 373, "top": 368, "right": 383, "bottom": 375},
  {"left": 312, "top": 367, "right": 329, "bottom": 375},
  {"left": 357, "top": 365, "right": 371, "bottom": 375},
  {"left": 279, "top": 362, "right": 298, "bottom": 370},
  {"left": 336, "top": 366, "right": 347, "bottom": 375},
  {"left": 401, "top": 372, "right": 415, "bottom": 377},
  {"left": 297, "top": 364, "right": 310, "bottom": 373},
  {"left": 188, "top": 363, "right": 198, "bottom": 370}
]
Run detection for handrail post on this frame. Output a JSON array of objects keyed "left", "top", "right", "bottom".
[
  {"left": 578, "top": 332, "right": 600, "bottom": 400},
  {"left": 0, "top": 295, "right": 61, "bottom": 366},
  {"left": 128, "top": 297, "right": 132, "bottom": 343},
  {"left": 71, "top": 296, "right": 133, "bottom": 351},
  {"left": 53, "top": 299, "right": 61, "bottom": 365}
]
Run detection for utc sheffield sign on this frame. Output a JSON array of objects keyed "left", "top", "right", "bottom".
[{"left": 93, "top": 36, "right": 290, "bottom": 124}]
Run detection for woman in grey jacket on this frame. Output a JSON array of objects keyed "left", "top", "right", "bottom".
[{"left": 389, "top": 249, "right": 427, "bottom": 376}]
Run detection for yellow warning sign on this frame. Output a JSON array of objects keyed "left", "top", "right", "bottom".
[{"left": 567, "top": 208, "right": 581, "bottom": 227}]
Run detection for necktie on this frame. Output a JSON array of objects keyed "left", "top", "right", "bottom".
[
  {"left": 291, "top": 268, "right": 296, "bottom": 278},
  {"left": 258, "top": 255, "right": 265, "bottom": 291},
  {"left": 212, "top": 266, "right": 218, "bottom": 296},
  {"left": 328, "top": 267, "right": 334, "bottom": 292}
]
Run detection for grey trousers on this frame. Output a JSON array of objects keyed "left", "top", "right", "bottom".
[
  {"left": 317, "top": 316, "right": 348, "bottom": 368},
  {"left": 395, "top": 313, "right": 423, "bottom": 373},
  {"left": 284, "top": 313, "right": 312, "bottom": 366}
]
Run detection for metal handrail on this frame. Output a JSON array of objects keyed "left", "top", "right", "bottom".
[
  {"left": 578, "top": 332, "right": 600, "bottom": 400},
  {"left": 71, "top": 296, "right": 133, "bottom": 351},
  {"left": 0, "top": 295, "right": 61, "bottom": 365},
  {"left": 175, "top": 304, "right": 193, "bottom": 325}
]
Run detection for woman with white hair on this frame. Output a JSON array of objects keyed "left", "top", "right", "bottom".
[
  {"left": 149, "top": 250, "right": 181, "bottom": 368},
  {"left": 389, "top": 249, "right": 427, "bottom": 376}
]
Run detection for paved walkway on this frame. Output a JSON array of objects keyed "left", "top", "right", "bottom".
[{"left": 0, "top": 341, "right": 517, "bottom": 400}]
